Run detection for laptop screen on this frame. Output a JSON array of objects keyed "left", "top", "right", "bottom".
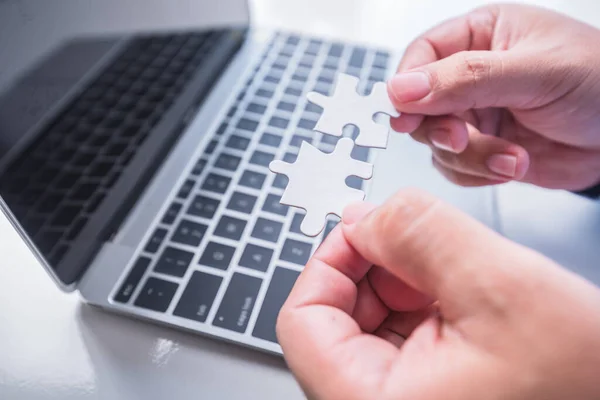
[{"left": 0, "top": 0, "right": 250, "bottom": 288}]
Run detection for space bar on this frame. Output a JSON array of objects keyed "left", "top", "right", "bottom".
[{"left": 252, "top": 267, "right": 299, "bottom": 343}]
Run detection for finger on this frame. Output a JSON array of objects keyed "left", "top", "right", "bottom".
[
  {"left": 367, "top": 266, "right": 433, "bottom": 312},
  {"left": 341, "top": 188, "right": 547, "bottom": 321},
  {"left": 277, "top": 203, "right": 399, "bottom": 400},
  {"left": 388, "top": 46, "right": 577, "bottom": 115},
  {"left": 432, "top": 124, "right": 530, "bottom": 180},
  {"left": 397, "top": 5, "right": 499, "bottom": 72},
  {"left": 392, "top": 6, "right": 498, "bottom": 133},
  {"left": 410, "top": 115, "right": 469, "bottom": 153},
  {"left": 374, "top": 306, "right": 439, "bottom": 348},
  {"left": 352, "top": 275, "right": 389, "bottom": 333},
  {"left": 390, "top": 113, "right": 424, "bottom": 133},
  {"left": 432, "top": 157, "right": 509, "bottom": 187}
]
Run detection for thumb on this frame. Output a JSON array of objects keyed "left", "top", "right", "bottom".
[
  {"left": 387, "top": 50, "right": 559, "bottom": 114},
  {"left": 342, "top": 189, "right": 553, "bottom": 320}
]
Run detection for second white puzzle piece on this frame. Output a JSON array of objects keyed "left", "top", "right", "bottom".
[{"left": 269, "top": 138, "right": 373, "bottom": 237}]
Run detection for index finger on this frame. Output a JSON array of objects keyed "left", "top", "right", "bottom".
[
  {"left": 390, "top": 6, "right": 499, "bottom": 137},
  {"left": 397, "top": 5, "right": 499, "bottom": 72},
  {"left": 276, "top": 221, "right": 399, "bottom": 400}
]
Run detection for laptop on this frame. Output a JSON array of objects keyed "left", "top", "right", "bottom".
[{"left": 0, "top": 0, "right": 497, "bottom": 354}]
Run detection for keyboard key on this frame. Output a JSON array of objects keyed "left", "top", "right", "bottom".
[
  {"left": 162, "top": 202, "right": 182, "bottom": 225},
  {"left": 239, "top": 170, "right": 266, "bottom": 190},
  {"left": 187, "top": 195, "right": 219, "bottom": 219},
  {"left": 134, "top": 277, "right": 178, "bottom": 312},
  {"left": 236, "top": 118, "right": 259, "bottom": 132},
  {"left": 226, "top": 135, "right": 250, "bottom": 151},
  {"left": 286, "top": 35, "right": 300, "bottom": 45},
  {"left": 299, "top": 56, "right": 314, "bottom": 69},
  {"left": 291, "top": 73, "right": 308, "bottom": 83},
  {"left": 265, "top": 75, "right": 280, "bottom": 84},
  {"left": 321, "top": 134, "right": 340, "bottom": 145},
  {"left": 312, "top": 82, "right": 331, "bottom": 95},
  {"left": 322, "top": 219, "right": 339, "bottom": 240},
  {"left": 249, "top": 150, "right": 274, "bottom": 167},
  {"left": 345, "top": 67, "right": 361, "bottom": 78},
  {"left": 239, "top": 243, "right": 273, "bottom": 272},
  {"left": 369, "top": 67, "right": 386, "bottom": 81},
  {"left": 351, "top": 145, "right": 370, "bottom": 162},
  {"left": 256, "top": 88, "right": 274, "bottom": 99},
  {"left": 349, "top": 47, "right": 366, "bottom": 68},
  {"left": 328, "top": 43, "right": 343, "bottom": 57},
  {"left": 251, "top": 217, "right": 282, "bottom": 243},
  {"left": 280, "top": 46, "right": 295, "bottom": 57},
  {"left": 216, "top": 122, "right": 228, "bottom": 135},
  {"left": 246, "top": 102, "right": 266, "bottom": 114},
  {"left": 317, "top": 74, "right": 333, "bottom": 84},
  {"left": 155, "top": 246, "right": 194, "bottom": 277},
  {"left": 114, "top": 257, "right": 151, "bottom": 303},
  {"left": 176, "top": 179, "right": 195, "bottom": 199},
  {"left": 346, "top": 176, "right": 363, "bottom": 190},
  {"left": 323, "top": 57, "right": 339, "bottom": 69},
  {"left": 190, "top": 158, "right": 207, "bottom": 176},
  {"left": 171, "top": 219, "right": 207, "bottom": 247},
  {"left": 304, "top": 103, "right": 323, "bottom": 114},
  {"left": 268, "top": 116, "right": 289, "bottom": 129},
  {"left": 290, "top": 212, "right": 304, "bottom": 234},
  {"left": 260, "top": 133, "right": 282, "bottom": 147},
  {"left": 214, "top": 153, "right": 241, "bottom": 171},
  {"left": 280, "top": 239, "right": 312, "bottom": 265},
  {"left": 305, "top": 40, "right": 321, "bottom": 55},
  {"left": 283, "top": 152, "right": 297, "bottom": 163},
  {"left": 214, "top": 215, "right": 247, "bottom": 240},
  {"left": 213, "top": 273, "right": 262, "bottom": 333},
  {"left": 252, "top": 267, "right": 299, "bottom": 343},
  {"left": 290, "top": 134, "right": 312, "bottom": 147},
  {"left": 227, "top": 191, "right": 257, "bottom": 214},
  {"left": 173, "top": 271, "right": 222, "bottom": 323},
  {"left": 198, "top": 242, "right": 235, "bottom": 270},
  {"left": 272, "top": 174, "right": 288, "bottom": 189},
  {"left": 284, "top": 86, "right": 302, "bottom": 97},
  {"left": 373, "top": 53, "right": 389, "bottom": 68},
  {"left": 205, "top": 139, "right": 218, "bottom": 155},
  {"left": 277, "top": 101, "right": 295, "bottom": 112},
  {"left": 144, "top": 228, "right": 168, "bottom": 253},
  {"left": 201, "top": 173, "right": 231, "bottom": 194},
  {"left": 272, "top": 61, "right": 286, "bottom": 70},
  {"left": 262, "top": 193, "right": 288, "bottom": 216}
]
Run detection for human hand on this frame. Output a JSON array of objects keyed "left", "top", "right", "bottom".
[
  {"left": 388, "top": 4, "right": 600, "bottom": 190},
  {"left": 277, "top": 190, "right": 600, "bottom": 400}
]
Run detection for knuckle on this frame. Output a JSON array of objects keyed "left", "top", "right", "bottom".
[{"left": 460, "top": 51, "right": 494, "bottom": 88}]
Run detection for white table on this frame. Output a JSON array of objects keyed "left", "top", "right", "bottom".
[{"left": 1, "top": 1, "right": 599, "bottom": 399}]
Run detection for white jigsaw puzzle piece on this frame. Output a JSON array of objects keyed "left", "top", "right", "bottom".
[
  {"left": 269, "top": 138, "right": 373, "bottom": 237},
  {"left": 307, "top": 73, "right": 400, "bottom": 149}
]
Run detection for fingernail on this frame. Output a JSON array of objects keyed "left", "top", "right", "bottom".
[
  {"left": 429, "top": 129, "right": 455, "bottom": 152},
  {"left": 388, "top": 71, "right": 431, "bottom": 103},
  {"left": 342, "top": 202, "right": 376, "bottom": 226},
  {"left": 486, "top": 154, "right": 518, "bottom": 178}
]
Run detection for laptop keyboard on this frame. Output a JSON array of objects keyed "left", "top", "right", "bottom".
[
  {"left": 113, "top": 32, "right": 393, "bottom": 346},
  {"left": 0, "top": 30, "right": 224, "bottom": 266}
]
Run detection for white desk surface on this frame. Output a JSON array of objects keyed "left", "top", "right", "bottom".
[{"left": 1, "top": 1, "right": 599, "bottom": 399}]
